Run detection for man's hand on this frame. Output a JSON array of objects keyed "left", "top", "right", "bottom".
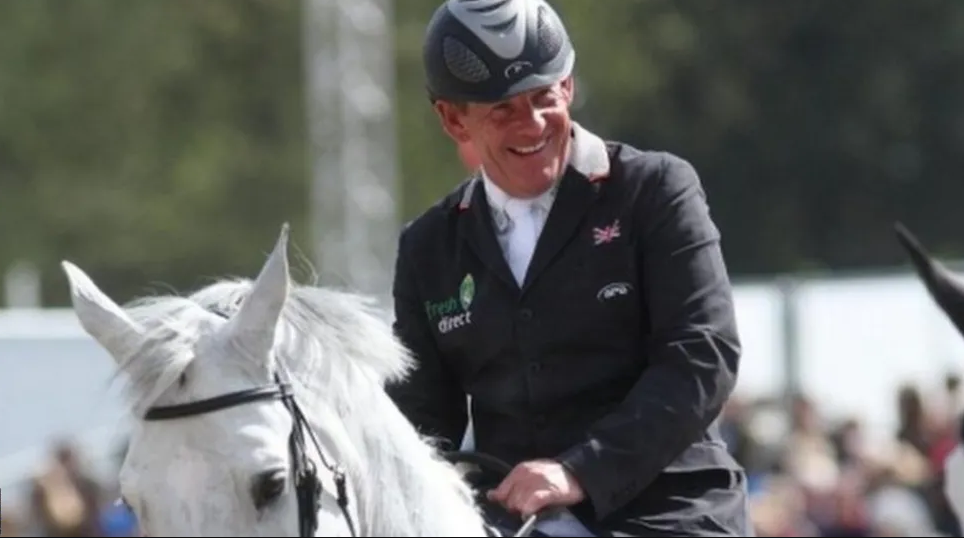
[{"left": 486, "top": 459, "right": 585, "bottom": 518}]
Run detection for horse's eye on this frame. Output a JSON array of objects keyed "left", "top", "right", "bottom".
[{"left": 252, "top": 468, "right": 287, "bottom": 510}]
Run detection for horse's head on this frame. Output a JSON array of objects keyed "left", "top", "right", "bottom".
[{"left": 61, "top": 224, "right": 355, "bottom": 537}]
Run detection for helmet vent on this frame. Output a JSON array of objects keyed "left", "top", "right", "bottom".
[
  {"left": 536, "top": 5, "right": 564, "bottom": 62},
  {"left": 443, "top": 36, "right": 492, "bottom": 83},
  {"left": 481, "top": 13, "right": 518, "bottom": 34},
  {"left": 463, "top": 0, "right": 511, "bottom": 14}
]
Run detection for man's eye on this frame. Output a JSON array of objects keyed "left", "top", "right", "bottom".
[{"left": 490, "top": 104, "right": 512, "bottom": 117}]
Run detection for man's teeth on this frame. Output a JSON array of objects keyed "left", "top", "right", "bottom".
[{"left": 512, "top": 139, "right": 548, "bottom": 155}]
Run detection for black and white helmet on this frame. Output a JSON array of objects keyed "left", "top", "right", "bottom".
[{"left": 422, "top": 0, "right": 576, "bottom": 104}]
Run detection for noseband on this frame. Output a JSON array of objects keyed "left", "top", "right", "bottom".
[{"left": 140, "top": 310, "right": 358, "bottom": 537}]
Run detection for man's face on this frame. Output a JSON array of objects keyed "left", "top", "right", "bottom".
[{"left": 436, "top": 77, "right": 574, "bottom": 198}]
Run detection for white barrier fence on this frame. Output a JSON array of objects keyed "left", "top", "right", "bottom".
[{"left": 3, "top": 269, "right": 963, "bottom": 501}]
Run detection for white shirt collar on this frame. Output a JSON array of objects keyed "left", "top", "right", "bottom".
[{"left": 480, "top": 170, "right": 557, "bottom": 216}]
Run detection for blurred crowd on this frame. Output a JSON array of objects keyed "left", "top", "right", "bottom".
[
  {"left": 727, "top": 374, "right": 964, "bottom": 537},
  {"left": 2, "top": 441, "right": 138, "bottom": 537},
  {"left": 4, "top": 375, "right": 964, "bottom": 537}
]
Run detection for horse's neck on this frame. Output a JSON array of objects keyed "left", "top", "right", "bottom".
[
  {"left": 323, "top": 388, "right": 488, "bottom": 537},
  {"left": 273, "top": 299, "right": 488, "bottom": 537}
]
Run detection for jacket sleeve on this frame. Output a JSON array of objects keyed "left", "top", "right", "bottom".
[
  {"left": 385, "top": 226, "right": 468, "bottom": 450},
  {"left": 555, "top": 155, "right": 741, "bottom": 520}
]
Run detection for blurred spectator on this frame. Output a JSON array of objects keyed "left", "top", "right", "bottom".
[
  {"left": 783, "top": 394, "right": 841, "bottom": 495},
  {"left": 29, "top": 463, "right": 95, "bottom": 536},
  {"left": 713, "top": 376, "right": 964, "bottom": 536},
  {"left": 750, "top": 475, "right": 821, "bottom": 536},
  {"left": 2, "top": 510, "right": 25, "bottom": 537},
  {"left": 7, "top": 375, "right": 964, "bottom": 537},
  {"left": 53, "top": 441, "right": 104, "bottom": 516},
  {"left": 720, "top": 398, "right": 756, "bottom": 468},
  {"left": 866, "top": 470, "right": 939, "bottom": 536},
  {"left": 830, "top": 418, "right": 866, "bottom": 469},
  {"left": 98, "top": 500, "right": 140, "bottom": 537},
  {"left": 897, "top": 384, "right": 933, "bottom": 457},
  {"left": 13, "top": 440, "right": 133, "bottom": 537}
]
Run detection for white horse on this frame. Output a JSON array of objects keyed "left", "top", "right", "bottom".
[{"left": 61, "top": 224, "right": 495, "bottom": 536}]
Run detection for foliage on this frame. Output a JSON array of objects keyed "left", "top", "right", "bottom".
[{"left": 2, "top": 0, "right": 964, "bottom": 306}]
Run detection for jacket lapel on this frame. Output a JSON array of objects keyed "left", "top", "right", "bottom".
[
  {"left": 523, "top": 123, "right": 611, "bottom": 292},
  {"left": 522, "top": 168, "right": 598, "bottom": 292}
]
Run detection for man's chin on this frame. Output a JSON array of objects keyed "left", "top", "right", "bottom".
[
  {"left": 522, "top": 169, "right": 562, "bottom": 195},
  {"left": 493, "top": 156, "right": 565, "bottom": 195},
  {"left": 520, "top": 153, "right": 562, "bottom": 175},
  {"left": 540, "top": 160, "right": 566, "bottom": 183}
]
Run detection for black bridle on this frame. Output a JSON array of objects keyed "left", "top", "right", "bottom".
[{"left": 141, "top": 324, "right": 357, "bottom": 537}]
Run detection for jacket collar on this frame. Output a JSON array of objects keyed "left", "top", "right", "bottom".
[{"left": 455, "top": 123, "right": 612, "bottom": 293}]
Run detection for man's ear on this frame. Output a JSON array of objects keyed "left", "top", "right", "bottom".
[{"left": 434, "top": 100, "right": 471, "bottom": 144}]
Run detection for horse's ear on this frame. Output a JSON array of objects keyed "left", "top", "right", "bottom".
[
  {"left": 61, "top": 261, "right": 146, "bottom": 366},
  {"left": 227, "top": 223, "right": 291, "bottom": 359},
  {"left": 895, "top": 221, "right": 964, "bottom": 339}
]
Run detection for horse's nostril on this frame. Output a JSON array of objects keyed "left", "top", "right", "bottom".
[{"left": 252, "top": 468, "right": 288, "bottom": 510}]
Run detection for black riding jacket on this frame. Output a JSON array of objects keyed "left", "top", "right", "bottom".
[{"left": 386, "top": 123, "right": 751, "bottom": 536}]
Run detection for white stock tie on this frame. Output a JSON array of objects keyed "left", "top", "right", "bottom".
[{"left": 504, "top": 199, "right": 540, "bottom": 286}]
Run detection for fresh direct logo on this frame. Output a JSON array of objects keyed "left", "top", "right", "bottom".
[{"left": 425, "top": 273, "right": 475, "bottom": 334}]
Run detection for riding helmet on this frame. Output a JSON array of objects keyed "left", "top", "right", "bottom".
[{"left": 422, "top": 0, "right": 576, "bottom": 104}]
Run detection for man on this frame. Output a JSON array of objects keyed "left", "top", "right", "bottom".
[{"left": 386, "top": 0, "right": 752, "bottom": 535}]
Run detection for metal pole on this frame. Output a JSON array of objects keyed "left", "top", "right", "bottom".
[
  {"left": 4, "top": 260, "right": 41, "bottom": 309},
  {"left": 303, "top": 0, "right": 399, "bottom": 306},
  {"left": 303, "top": 0, "right": 345, "bottom": 285},
  {"left": 778, "top": 276, "right": 801, "bottom": 407}
]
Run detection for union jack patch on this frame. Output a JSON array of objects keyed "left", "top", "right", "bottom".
[{"left": 592, "top": 219, "right": 621, "bottom": 246}]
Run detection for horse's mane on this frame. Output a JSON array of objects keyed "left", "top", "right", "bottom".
[{"left": 111, "top": 277, "right": 487, "bottom": 537}]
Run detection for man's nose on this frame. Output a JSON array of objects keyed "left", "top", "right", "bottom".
[{"left": 514, "top": 105, "right": 547, "bottom": 136}]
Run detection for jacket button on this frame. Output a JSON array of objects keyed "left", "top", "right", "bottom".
[
  {"left": 529, "top": 361, "right": 542, "bottom": 372},
  {"left": 518, "top": 308, "right": 533, "bottom": 321}
]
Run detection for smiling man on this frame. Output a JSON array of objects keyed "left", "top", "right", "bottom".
[{"left": 386, "top": 0, "right": 752, "bottom": 536}]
